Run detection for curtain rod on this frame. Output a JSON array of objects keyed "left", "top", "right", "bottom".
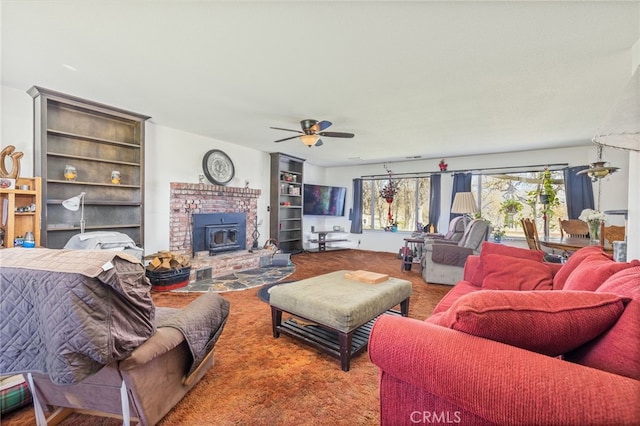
[{"left": 360, "top": 163, "right": 569, "bottom": 180}]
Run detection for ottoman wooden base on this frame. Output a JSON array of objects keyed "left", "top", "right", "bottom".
[
  {"left": 269, "top": 271, "right": 412, "bottom": 371},
  {"left": 271, "top": 304, "right": 408, "bottom": 371}
]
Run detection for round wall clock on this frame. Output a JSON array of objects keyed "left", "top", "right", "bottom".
[{"left": 202, "top": 149, "right": 235, "bottom": 185}]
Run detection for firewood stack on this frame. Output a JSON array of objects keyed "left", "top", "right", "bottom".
[{"left": 145, "top": 251, "right": 191, "bottom": 271}]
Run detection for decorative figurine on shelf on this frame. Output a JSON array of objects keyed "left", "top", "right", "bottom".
[
  {"left": 64, "top": 165, "right": 77, "bottom": 181},
  {"left": 0, "top": 145, "right": 24, "bottom": 179},
  {"left": 439, "top": 159, "right": 448, "bottom": 171},
  {"left": 111, "top": 170, "right": 121, "bottom": 184}
]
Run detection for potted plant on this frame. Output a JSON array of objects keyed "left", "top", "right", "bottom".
[
  {"left": 492, "top": 227, "right": 506, "bottom": 243},
  {"left": 499, "top": 199, "right": 522, "bottom": 227}
]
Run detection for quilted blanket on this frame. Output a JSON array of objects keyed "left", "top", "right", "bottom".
[
  {"left": 0, "top": 248, "right": 155, "bottom": 385},
  {"left": 431, "top": 244, "right": 473, "bottom": 267}
]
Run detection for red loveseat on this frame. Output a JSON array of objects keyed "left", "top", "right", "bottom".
[{"left": 369, "top": 242, "right": 640, "bottom": 425}]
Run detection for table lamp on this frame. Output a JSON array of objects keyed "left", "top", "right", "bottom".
[
  {"left": 451, "top": 192, "right": 478, "bottom": 225},
  {"left": 62, "top": 192, "right": 86, "bottom": 233}
]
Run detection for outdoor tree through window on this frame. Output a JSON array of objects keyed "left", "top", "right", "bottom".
[{"left": 362, "top": 177, "right": 430, "bottom": 231}]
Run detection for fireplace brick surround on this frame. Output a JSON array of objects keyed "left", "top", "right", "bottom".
[{"left": 169, "top": 182, "right": 268, "bottom": 281}]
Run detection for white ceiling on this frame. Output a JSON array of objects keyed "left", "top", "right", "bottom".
[{"left": 2, "top": 1, "right": 639, "bottom": 167}]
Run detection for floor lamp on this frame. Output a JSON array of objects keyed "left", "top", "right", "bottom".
[
  {"left": 451, "top": 192, "right": 478, "bottom": 226},
  {"left": 62, "top": 192, "right": 86, "bottom": 233}
]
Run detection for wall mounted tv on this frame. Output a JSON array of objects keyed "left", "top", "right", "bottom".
[{"left": 303, "top": 184, "right": 347, "bottom": 216}]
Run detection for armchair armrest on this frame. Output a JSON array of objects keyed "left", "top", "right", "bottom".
[{"left": 369, "top": 315, "right": 640, "bottom": 425}]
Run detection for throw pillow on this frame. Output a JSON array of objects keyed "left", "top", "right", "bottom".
[
  {"left": 431, "top": 290, "right": 628, "bottom": 357},
  {"left": 469, "top": 242, "right": 544, "bottom": 287},
  {"left": 481, "top": 254, "right": 553, "bottom": 291},
  {"left": 565, "top": 267, "right": 640, "bottom": 380},
  {"left": 562, "top": 254, "right": 639, "bottom": 292},
  {"left": 552, "top": 246, "right": 607, "bottom": 290}
]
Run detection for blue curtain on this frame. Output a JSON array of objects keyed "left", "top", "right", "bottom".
[
  {"left": 450, "top": 173, "right": 472, "bottom": 219},
  {"left": 349, "top": 178, "right": 363, "bottom": 234},
  {"left": 564, "top": 166, "right": 595, "bottom": 219},
  {"left": 428, "top": 174, "right": 441, "bottom": 233}
]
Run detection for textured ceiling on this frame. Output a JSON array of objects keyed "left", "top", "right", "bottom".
[{"left": 2, "top": 1, "right": 639, "bottom": 166}]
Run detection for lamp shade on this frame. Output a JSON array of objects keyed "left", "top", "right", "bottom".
[
  {"left": 451, "top": 192, "right": 478, "bottom": 215},
  {"left": 62, "top": 193, "right": 84, "bottom": 211},
  {"left": 592, "top": 65, "right": 640, "bottom": 152},
  {"left": 62, "top": 192, "right": 86, "bottom": 233},
  {"left": 299, "top": 134, "right": 319, "bottom": 147}
]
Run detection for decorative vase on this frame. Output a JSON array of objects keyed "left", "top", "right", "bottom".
[{"left": 588, "top": 220, "right": 601, "bottom": 242}]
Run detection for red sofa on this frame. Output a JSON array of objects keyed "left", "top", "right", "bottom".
[{"left": 370, "top": 242, "right": 640, "bottom": 425}]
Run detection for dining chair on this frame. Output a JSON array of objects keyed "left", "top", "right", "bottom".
[
  {"left": 558, "top": 219, "right": 589, "bottom": 238},
  {"left": 520, "top": 218, "right": 541, "bottom": 250},
  {"left": 600, "top": 224, "right": 626, "bottom": 247},
  {"left": 521, "top": 218, "right": 564, "bottom": 263}
]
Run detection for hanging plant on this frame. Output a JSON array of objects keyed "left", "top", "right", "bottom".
[{"left": 379, "top": 165, "right": 398, "bottom": 223}]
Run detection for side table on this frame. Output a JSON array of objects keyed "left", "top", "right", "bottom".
[{"left": 401, "top": 237, "right": 424, "bottom": 272}]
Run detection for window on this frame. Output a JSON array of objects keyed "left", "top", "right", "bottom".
[
  {"left": 471, "top": 170, "right": 566, "bottom": 237},
  {"left": 362, "top": 177, "right": 430, "bottom": 231}
]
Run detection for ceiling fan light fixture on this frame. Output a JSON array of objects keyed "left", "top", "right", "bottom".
[
  {"left": 300, "top": 134, "right": 318, "bottom": 147},
  {"left": 576, "top": 143, "right": 620, "bottom": 182}
]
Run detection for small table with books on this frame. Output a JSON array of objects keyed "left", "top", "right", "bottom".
[{"left": 269, "top": 270, "right": 412, "bottom": 371}]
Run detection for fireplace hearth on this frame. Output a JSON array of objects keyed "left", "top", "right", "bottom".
[{"left": 193, "top": 212, "right": 247, "bottom": 256}]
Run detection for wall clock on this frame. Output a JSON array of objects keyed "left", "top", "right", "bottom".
[{"left": 202, "top": 149, "right": 235, "bottom": 185}]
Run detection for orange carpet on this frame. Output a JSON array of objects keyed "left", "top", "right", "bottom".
[{"left": 2, "top": 249, "right": 451, "bottom": 426}]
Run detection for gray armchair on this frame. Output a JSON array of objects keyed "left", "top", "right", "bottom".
[{"left": 422, "top": 219, "right": 490, "bottom": 285}]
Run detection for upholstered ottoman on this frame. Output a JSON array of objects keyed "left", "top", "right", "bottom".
[{"left": 269, "top": 270, "right": 412, "bottom": 371}]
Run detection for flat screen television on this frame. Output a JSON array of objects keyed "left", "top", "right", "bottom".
[{"left": 303, "top": 183, "right": 347, "bottom": 216}]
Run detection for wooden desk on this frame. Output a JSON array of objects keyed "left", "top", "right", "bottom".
[{"left": 540, "top": 236, "right": 613, "bottom": 254}]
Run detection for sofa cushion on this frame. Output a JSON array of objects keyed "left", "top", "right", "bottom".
[
  {"left": 564, "top": 267, "right": 640, "bottom": 380},
  {"left": 430, "top": 290, "right": 628, "bottom": 357},
  {"left": 480, "top": 254, "right": 553, "bottom": 291},
  {"left": 552, "top": 246, "right": 607, "bottom": 290},
  {"left": 562, "top": 253, "right": 639, "bottom": 292},
  {"left": 469, "top": 242, "right": 544, "bottom": 287},
  {"left": 430, "top": 280, "right": 478, "bottom": 315}
]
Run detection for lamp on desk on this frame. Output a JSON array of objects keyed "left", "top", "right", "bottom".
[
  {"left": 62, "top": 192, "right": 86, "bottom": 233},
  {"left": 451, "top": 192, "right": 478, "bottom": 226}
]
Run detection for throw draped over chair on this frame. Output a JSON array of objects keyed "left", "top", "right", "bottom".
[
  {"left": 559, "top": 219, "right": 589, "bottom": 238},
  {"left": 422, "top": 219, "right": 490, "bottom": 285}
]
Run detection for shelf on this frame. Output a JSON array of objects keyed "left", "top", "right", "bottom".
[
  {"left": 270, "top": 152, "right": 305, "bottom": 254},
  {"left": 309, "top": 239, "right": 348, "bottom": 244},
  {"left": 47, "top": 223, "right": 141, "bottom": 232},
  {"left": 48, "top": 152, "right": 141, "bottom": 167},
  {"left": 48, "top": 199, "right": 142, "bottom": 206},
  {"left": 47, "top": 179, "right": 140, "bottom": 189},
  {"left": 31, "top": 86, "right": 149, "bottom": 248},
  {"left": 47, "top": 129, "right": 141, "bottom": 149}
]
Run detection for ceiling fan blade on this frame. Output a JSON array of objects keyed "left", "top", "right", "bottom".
[
  {"left": 310, "top": 120, "right": 332, "bottom": 133},
  {"left": 274, "top": 135, "right": 300, "bottom": 143},
  {"left": 314, "top": 139, "right": 324, "bottom": 147},
  {"left": 317, "top": 131, "right": 355, "bottom": 138},
  {"left": 270, "top": 126, "right": 304, "bottom": 134}
]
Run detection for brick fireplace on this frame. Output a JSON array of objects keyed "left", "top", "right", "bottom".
[{"left": 169, "top": 182, "right": 267, "bottom": 279}]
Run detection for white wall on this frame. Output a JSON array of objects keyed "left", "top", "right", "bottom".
[
  {"left": 324, "top": 146, "right": 629, "bottom": 253},
  {"left": 144, "top": 123, "right": 271, "bottom": 254},
  {"left": 626, "top": 26, "right": 640, "bottom": 261},
  {"left": 1, "top": 83, "right": 632, "bottom": 256},
  {"left": 0, "top": 85, "right": 273, "bottom": 255}
]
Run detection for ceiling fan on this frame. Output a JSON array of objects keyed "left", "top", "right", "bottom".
[{"left": 270, "top": 119, "right": 355, "bottom": 147}]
